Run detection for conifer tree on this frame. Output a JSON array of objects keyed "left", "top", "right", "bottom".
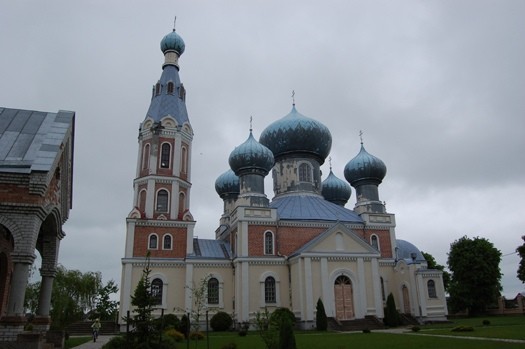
[
  {"left": 278, "top": 316, "right": 297, "bottom": 349},
  {"left": 383, "top": 293, "right": 400, "bottom": 327},
  {"left": 129, "top": 255, "right": 157, "bottom": 345},
  {"left": 315, "top": 298, "right": 328, "bottom": 331}
]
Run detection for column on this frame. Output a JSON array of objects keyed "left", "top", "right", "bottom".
[
  {"left": 6, "top": 254, "right": 35, "bottom": 316},
  {"left": 36, "top": 269, "right": 56, "bottom": 316}
]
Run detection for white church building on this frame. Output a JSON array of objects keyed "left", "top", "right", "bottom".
[{"left": 119, "top": 27, "right": 448, "bottom": 330}]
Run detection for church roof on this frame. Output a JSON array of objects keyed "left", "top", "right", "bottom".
[
  {"left": 270, "top": 194, "right": 363, "bottom": 223},
  {"left": 190, "top": 238, "right": 231, "bottom": 259},
  {"left": 396, "top": 239, "right": 426, "bottom": 264},
  {"left": 0, "top": 107, "right": 75, "bottom": 174},
  {"left": 145, "top": 65, "right": 189, "bottom": 125}
]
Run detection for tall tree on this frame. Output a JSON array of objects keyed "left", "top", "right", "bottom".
[
  {"left": 129, "top": 257, "right": 157, "bottom": 346},
  {"left": 421, "top": 251, "right": 451, "bottom": 291},
  {"left": 447, "top": 236, "right": 502, "bottom": 315},
  {"left": 94, "top": 280, "right": 119, "bottom": 321},
  {"left": 517, "top": 235, "right": 525, "bottom": 284}
]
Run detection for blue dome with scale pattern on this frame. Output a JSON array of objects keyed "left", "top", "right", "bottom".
[
  {"left": 160, "top": 30, "right": 185, "bottom": 55},
  {"left": 322, "top": 169, "right": 352, "bottom": 206},
  {"left": 344, "top": 143, "right": 387, "bottom": 186},
  {"left": 259, "top": 106, "right": 332, "bottom": 164},
  {"left": 229, "top": 131, "right": 274, "bottom": 176},
  {"left": 215, "top": 169, "right": 240, "bottom": 197}
]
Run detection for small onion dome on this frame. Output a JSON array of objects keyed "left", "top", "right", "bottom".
[
  {"left": 259, "top": 106, "right": 332, "bottom": 164},
  {"left": 321, "top": 169, "right": 352, "bottom": 206},
  {"left": 344, "top": 143, "right": 387, "bottom": 186},
  {"left": 215, "top": 169, "right": 240, "bottom": 198},
  {"left": 229, "top": 131, "right": 274, "bottom": 176},
  {"left": 160, "top": 30, "right": 185, "bottom": 55}
]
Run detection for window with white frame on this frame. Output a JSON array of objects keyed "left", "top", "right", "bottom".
[
  {"left": 160, "top": 143, "right": 171, "bottom": 168},
  {"left": 151, "top": 278, "right": 163, "bottom": 305},
  {"left": 264, "top": 276, "right": 276, "bottom": 303},
  {"left": 163, "top": 234, "right": 172, "bottom": 250},
  {"left": 427, "top": 280, "right": 437, "bottom": 298},
  {"left": 148, "top": 234, "right": 158, "bottom": 249},
  {"left": 264, "top": 231, "right": 274, "bottom": 255},
  {"left": 156, "top": 190, "right": 169, "bottom": 212},
  {"left": 371, "top": 235, "right": 380, "bottom": 250},
  {"left": 207, "top": 278, "right": 219, "bottom": 305}
]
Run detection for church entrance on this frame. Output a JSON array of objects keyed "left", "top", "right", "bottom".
[
  {"left": 334, "top": 275, "right": 354, "bottom": 320},
  {"left": 402, "top": 285, "right": 411, "bottom": 314}
]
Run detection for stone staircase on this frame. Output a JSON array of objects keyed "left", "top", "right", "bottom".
[
  {"left": 399, "top": 313, "right": 420, "bottom": 326},
  {"left": 328, "top": 316, "right": 385, "bottom": 331},
  {"left": 66, "top": 321, "right": 119, "bottom": 335}
]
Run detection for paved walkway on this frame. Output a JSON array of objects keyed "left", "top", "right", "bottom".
[{"left": 71, "top": 335, "right": 114, "bottom": 349}]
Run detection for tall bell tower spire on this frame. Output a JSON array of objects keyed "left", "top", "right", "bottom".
[{"left": 120, "top": 25, "right": 196, "bottom": 321}]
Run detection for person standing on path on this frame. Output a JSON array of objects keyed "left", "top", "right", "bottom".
[{"left": 91, "top": 319, "right": 101, "bottom": 342}]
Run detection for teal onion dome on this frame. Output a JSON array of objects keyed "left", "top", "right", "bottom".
[
  {"left": 322, "top": 169, "right": 352, "bottom": 206},
  {"left": 259, "top": 106, "right": 332, "bottom": 164},
  {"left": 215, "top": 169, "right": 240, "bottom": 198},
  {"left": 344, "top": 143, "right": 387, "bottom": 186},
  {"left": 160, "top": 30, "right": 185, "bottom": 55},
  {"left": 229, "top": 131, "right": 275, "bottom": 176}
]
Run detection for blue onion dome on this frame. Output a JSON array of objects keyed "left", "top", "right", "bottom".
[
  {"left": 229, "top": 131, "right": 275, "bottom": 176},
  {"left": 321, "top": 169, "right": 352, "bottom": 206},
  {"left": 344, "top": 143, "right": 387, "bottom": 186},
  {"left": 259, "top": 106, "right": 332, "bottom": 164},
  {"left": 215, "top": 169, "right": 240, "bottom": 198},
  {"left": 160, "top": 30, "right": 185, "bottom": 55}
]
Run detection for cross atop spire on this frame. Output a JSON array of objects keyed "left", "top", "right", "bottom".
[
  {"left": 173, "top": 16, "right": 177, "bottom": 31},
  {"left": 359, "top": 130, "right": 364, "bottom": 144},
  {"left": 292, "top": 90, "right": 295, "bottom": 106},
  {"left": 249, "top": 115, "right": 253, "bottom": 132},
  {"left": 329, "top": 156, "right": 332, "bottom": 171}
]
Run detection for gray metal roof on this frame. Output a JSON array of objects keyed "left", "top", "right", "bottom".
[
  {"left": 270, "top": 194, "right": 363, "bottom": 223},
  {"left": 191, "top": 238, "right": 231, "bottom": 259},
  {"left": 396, "top": 239, "right": 426, "bottom": 264},
  {"left": 0, "top": 107, "right": 74, "bottom": 174}
]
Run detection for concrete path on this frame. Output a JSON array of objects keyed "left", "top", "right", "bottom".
[{"left": 71, "top": 335, "right": 114, "bottom": 349}]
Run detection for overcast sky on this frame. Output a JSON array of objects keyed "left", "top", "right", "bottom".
[{"left": 1, "top": 0, "right": 524, "bottom": 298}]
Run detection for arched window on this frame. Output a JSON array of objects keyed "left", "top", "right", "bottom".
[
  {"left": 167, "top": 81, "right": 174, "bottom": 94},
  {"left": 148, "top": 234, "right": 158, "bottom": 249},
  {"left": 151, "top": 278, "right": 163, "bottom": 305},
  {"left": 156, "top": 190, "right": 169, "bottom": 212},
  {"left": 380, "top": 277, "right": 386, "bottom": 301},
  {"left": 163, "top": 234, "right": 172, "bottom": 250},
  {"left": 181, "top": 146, "right": 188, "bottom": 174},
  {"left": 142, "top": 144, "right": 150, "bottom": 170},
  {"left": 160, "top": 143, "right": 171, "bottom": 168},
  {"left": 371, "top": 235, "right": 379, "bottom": 250},
  {"left": 208, "top": 278, "right": 219, "bottom": 305},
  {"left": 264, "top": 276, "right": 276, "bottom": 303},
  {"left": 264, "top": 231, "right": 274, "bottom": 255},
  {"left": 155, "top": 82, "right": 161, "bottom": 96},
  {"left": 178, "top": 192, "right": 185, "bottom": 218},
  {"left": 299, "top": 163, "right": 312, "bottom": 182},
  {"left": 427, "top": 280, "right": 437, "bottom": 298},
  {"left": 138, "top": 189, "right": 147, "bottom": 213}
]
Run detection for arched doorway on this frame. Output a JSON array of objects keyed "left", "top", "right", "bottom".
[
  {"left": 334, "top": 275, "right": 354, "bottom": 320},
  {"left": 402, "top": 285, "right": 411, "bottom": 314},
  {"left": 0, "top": 225, "right": 14, "bottom": 317}
]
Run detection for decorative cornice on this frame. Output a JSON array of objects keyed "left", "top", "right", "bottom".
[{"left": 135, "top": 220, "right": 195, "bottom": 228}]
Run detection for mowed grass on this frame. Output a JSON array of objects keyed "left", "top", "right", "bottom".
[
  {"left": 177, "top": 328, "right": 524, "bottom": 349},
  {"left": 65, "top": 336, "right": 91, "bottom": 349},
  {"left": 418, "top": 315, "right": 525, "bottom": 340}
]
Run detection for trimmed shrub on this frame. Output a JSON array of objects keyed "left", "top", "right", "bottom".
[
  {"left": 179, "top": 314, "right": 190, "bottom": 338},
  {"left": 221, "top": 342, "right": 238, "bottom": 349},
  {"left": 238, "top": 330, "right": 247, "bottom": 337},
  {"left": 362, "top": 329, "right": 371, "bottom": 333},
  {"left": 411, "top": 326, "right": 420, "bottom": 332},
  {"left": 278, "top": 316, "right": 297, "bottom": 349},
  {"left": 482, "top": 319, "right": 491, "bottom": 326},
  {"left": 210, "top": 311, "right": 233, "bottom": 331}
]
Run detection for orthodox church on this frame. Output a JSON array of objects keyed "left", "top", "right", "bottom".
[{"left": 119, "top": 27, "right": 447, "bottom": 330}]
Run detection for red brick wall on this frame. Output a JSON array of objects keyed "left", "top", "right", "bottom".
[
  {"left": 133, "top": 226, "right": 187, "bottom": 258},
  {"left": 248, "top": 225, "right": 325, "bottom": 257}
]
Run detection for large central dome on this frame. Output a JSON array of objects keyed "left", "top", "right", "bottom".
[{"left": 259, "top": 106, "right": 332, "bottom": 164}]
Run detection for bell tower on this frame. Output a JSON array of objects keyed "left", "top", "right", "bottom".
[{"left": 120, "top": 26, "right": 195, "bottom": 320}]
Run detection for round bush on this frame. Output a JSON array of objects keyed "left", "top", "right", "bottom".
[
  {"left": 164, "top": 328, "right": 185, "bottom": 342},
  {"left": 411, "top": 326, "right": 421, "bottom": 332},
  {"left": 210, "top": 311, "right": 233, "bottom": 331},
  {"left": 270, "top": 307, "right": 296, "bottom": 327},
  {"left": 482, "top": 319, "right": 491, "bottom": 326},
  {"left": 189, "top": 331, "right": 205, "bottom": 340}
]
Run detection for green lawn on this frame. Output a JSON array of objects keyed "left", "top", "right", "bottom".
[
  {"left": 417, "top": 315, "right": 525, "bottom": 341},
  {"left": 65, "top": 336, "right": 91, "bottom": 348},
  {"left": 175, "top": 328, "right": 524, "bottom": 349}
]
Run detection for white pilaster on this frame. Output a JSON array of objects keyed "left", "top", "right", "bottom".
[
  {"left": 185, "top": 263, "right": 194, "bottom": 312},
  {"left": 371, "top": 258, "right": 384, "bottom": 317},
  {"left": 357, "top": 258, "right": 366, "bottom": 318},
  {"left": 304, "top": 257, "right": 313, "bottom": 321},
  {"left": 145, "top": 179, "right": 155, "bottom": 217},
  {"left": 320, "top": 258, "right": 331, "bottom": 316}
]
